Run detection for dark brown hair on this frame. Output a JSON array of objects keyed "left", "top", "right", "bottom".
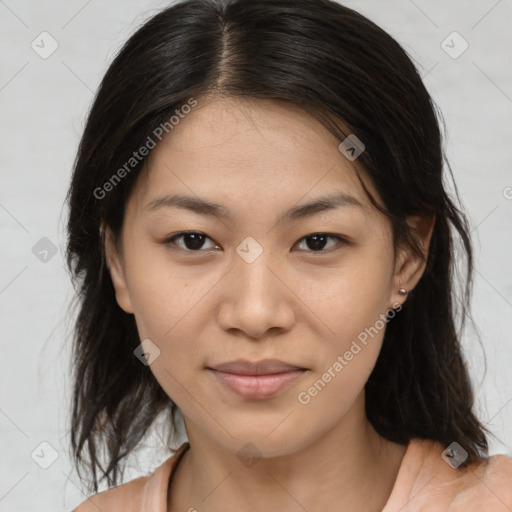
[{"left": 65, "top": 0, "right": 490, "bottom": 493}]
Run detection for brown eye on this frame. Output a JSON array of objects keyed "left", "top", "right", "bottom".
[
  {"left": 165, "top": 232, "right": 217, "bottom": 251},
  {"left": 295, "top": 233, "right": 347, "bottom": 252},
  {"left": 164, "top": 231, "right": 349, "bottom": 254}
]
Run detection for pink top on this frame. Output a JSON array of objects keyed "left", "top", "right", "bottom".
[{"left": 72, "top": 438, "right": 512, "bottom": 511}]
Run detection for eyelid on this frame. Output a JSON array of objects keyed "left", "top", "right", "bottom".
[
  {"left": 164, "top": 231, "right": 219, "bottom": 251},
  {"left": 164, "top": 231, "right": 350, "bottom": 253},
  {"left": 294, "top": 233, "right": 349, "bottom": 253}
]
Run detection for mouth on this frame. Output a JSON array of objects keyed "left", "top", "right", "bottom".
[{"left": 206, "top": 359, "right": 308, "bottom": 400}]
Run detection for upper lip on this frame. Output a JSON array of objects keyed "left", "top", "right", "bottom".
[{"left": 208, "top": 359, "right": 307, "bottom": 375}]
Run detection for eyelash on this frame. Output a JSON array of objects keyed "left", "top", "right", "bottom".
[{"left": 163, "top": 231, "right": 350, "bottom": 254}]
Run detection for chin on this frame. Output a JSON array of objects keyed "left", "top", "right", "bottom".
[{"left": 209, "top": 424, "right": 318, "bottom": 461}]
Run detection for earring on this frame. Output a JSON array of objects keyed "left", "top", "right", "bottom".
[{"left": 398, "top": 288, "right": 408, "bottom": 296}]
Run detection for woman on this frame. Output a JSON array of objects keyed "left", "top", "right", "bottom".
[{"left": 66, "top": 0, "right": 512, "bottom": 510}]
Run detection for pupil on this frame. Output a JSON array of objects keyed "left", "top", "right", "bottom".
[
  {"left": 308, "top": 234, "right": 327, "bottom": 251},
  {"left": 182, "top": 234, "right": 329, "bottom": 251},
  {"left": 185, "top": 233, "right": 204, "bottom": 250}
]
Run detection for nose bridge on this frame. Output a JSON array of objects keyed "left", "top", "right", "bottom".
[
  {"left": 233, "top": 240, "right": 280, "bottom": 304},
  {"left": 219, "top": 238, "right": 294, "bottom": 336}
]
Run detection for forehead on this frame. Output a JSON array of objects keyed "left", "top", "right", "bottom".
[{"left": 129, "top": 96, "right": 380, "bottom": 219}]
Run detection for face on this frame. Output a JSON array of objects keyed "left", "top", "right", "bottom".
[{"left": 105, "top": 96, "right": 429, "bottom": 457}]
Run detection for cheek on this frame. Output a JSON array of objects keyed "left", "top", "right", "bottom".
[
  {"left": 292, "top": 249, "right": 394, "bottom": 401},
  {"left": 294, "top": 265, "right": 391, "bottom": 419},
  {"left": 298, "top": 252, "right": 393, "bottom": 342},
  {"left": 122, "top": 244, "right": 208, "bottom": 337},
  {"left": 125, "top": 257, "right": 208, "bottom": 404}
]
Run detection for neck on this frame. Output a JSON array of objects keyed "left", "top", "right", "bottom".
[{"left": 168, "top": 394, "right": 407, "bottom": 512}]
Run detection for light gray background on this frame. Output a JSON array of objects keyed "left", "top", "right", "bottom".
[{"left": 1, "top": 0, "right": 511, "bottom": 510}]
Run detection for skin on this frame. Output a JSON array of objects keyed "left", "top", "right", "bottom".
[{"left": 104, "top": 96, "right": 435, "bottom": 512}]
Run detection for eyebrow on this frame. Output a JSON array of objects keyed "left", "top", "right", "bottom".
[{"left": 144, "top": 192, "right": 364, "bottom": 223}]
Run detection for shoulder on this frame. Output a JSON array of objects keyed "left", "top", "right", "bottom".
[
  {"left": 71, "top": 443, "right": 190, "bottom": 512},
  {"left": 71, "top": 474, "right": 150, "bottom": 512},
  {"left": 385, "top": 438, "right": 512, "bottom": 512},
  {"left": 463, "top": 452, "right": 512, "bottom": 503}
]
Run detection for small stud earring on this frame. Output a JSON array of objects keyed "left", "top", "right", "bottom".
[{"left": 398, "top": 288, "right": 408, "bottom": 296}]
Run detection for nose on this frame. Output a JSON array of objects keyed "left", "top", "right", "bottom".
[{"left": 216, "top": 250, "right": 295, "bottom": 340}]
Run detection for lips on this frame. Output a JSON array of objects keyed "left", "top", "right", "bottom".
[
  {"left": 207, "top": 359, "right": 308, "bottom": 399},
  {"left": 208, "top": 358, "right": 307, "bottom": 375}
]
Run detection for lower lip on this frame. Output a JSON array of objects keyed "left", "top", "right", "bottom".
[{"left": 208, "top": 369, "right": 306, "bottom": 399}]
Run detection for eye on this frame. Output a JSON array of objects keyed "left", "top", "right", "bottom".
[
  {"left": 294, "top": 233, "right": 348, "bottom": 252},
  {"left": 164, "top": 231, "right": 349, "bottom": 253},
  {"left": 164, "top": 231, "right": 219, "bottom": 252}
]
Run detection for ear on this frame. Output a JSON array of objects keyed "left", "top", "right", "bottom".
[
  {"left": 389, "top": 214, "right": 436, "bottom": 308},
  {"left": 102, "top": 222, "right": 134, "bottom": 314}
]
